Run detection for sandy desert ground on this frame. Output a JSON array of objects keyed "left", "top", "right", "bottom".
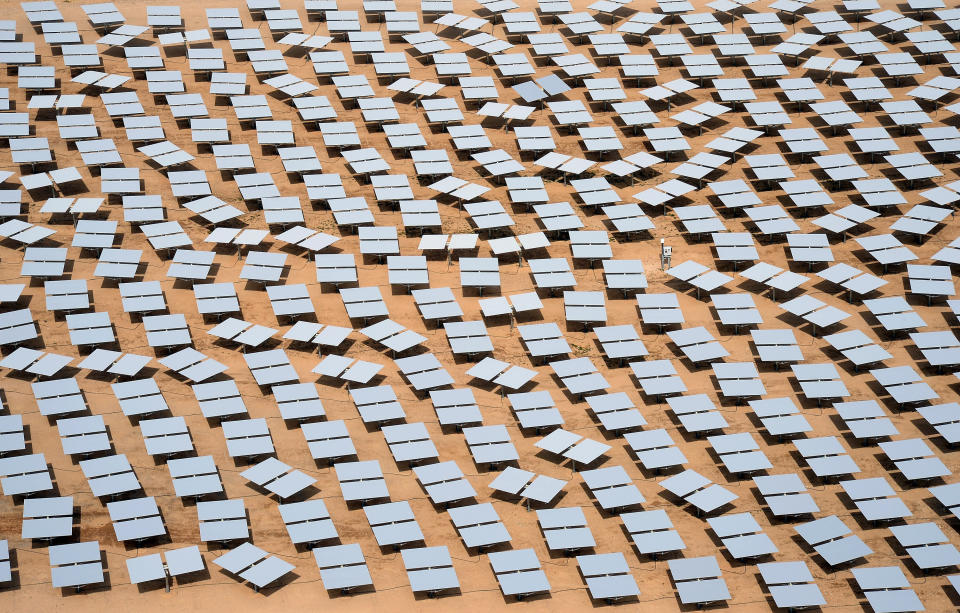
[{"left": 1, "top": 0, "right": 960, "bottom": 611}]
